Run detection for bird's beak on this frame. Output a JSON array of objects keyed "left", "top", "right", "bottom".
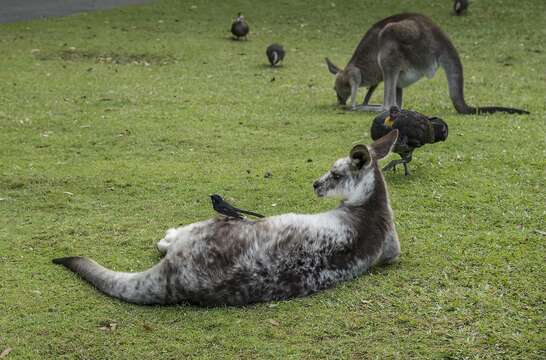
[{"left": 384, "top": 116, "right": 394, "bottom": 127}]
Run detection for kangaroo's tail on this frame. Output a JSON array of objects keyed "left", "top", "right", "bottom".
[
  {"left": 472, "top": 106, "right": 529, "bottom": 115},
  {"left": 439, "top": 40, "right": 529, "bottom": 115},
  {"left": 52, "top": 256, "right": 174, "bottom": 305}
]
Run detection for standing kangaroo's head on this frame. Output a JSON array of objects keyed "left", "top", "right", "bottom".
[
  {"left": 325, "top": 58, "right": 361, "bottom": 106},
  {"left": 313, "top": 130, "right": 398, "bottom": 205}
]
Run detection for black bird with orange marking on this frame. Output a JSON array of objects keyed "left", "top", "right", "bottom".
[{"left": 371, "top": 106, "right": 448, "bottom": 176}]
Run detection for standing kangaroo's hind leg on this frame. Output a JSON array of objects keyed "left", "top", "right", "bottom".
[
  {"left": 382, "top": 68, "right": 400, "bottom": 111},
  {"left": 396, "top": 87, "right": 403, "bottom": 108},
  {"left": 378, "top": 42, "right": 402, "bottom": 111},
  {"left": 352, "top": 104, "right": 385, "bottom": 112},
  {"left": 378, "top": 20, "right": 421, "bottom": 111}
]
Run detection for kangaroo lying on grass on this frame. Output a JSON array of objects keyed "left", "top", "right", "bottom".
[
  {"left": 326, "top": 13, "right": 529, "bottom": 115},
  {"left": 53, "top": 131, "right": 400, "bottom": 306}
]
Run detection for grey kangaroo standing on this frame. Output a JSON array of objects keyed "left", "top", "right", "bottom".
[
  {"left": 325, "top": 13, "right": 529, "bottom": 115},
  {"left": 53, "top": 131, "right": 401, "bottom": 306}
]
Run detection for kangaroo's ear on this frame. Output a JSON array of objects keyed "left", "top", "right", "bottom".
[
  {"left": 349, "top": 144, "right": 371, "bottom": 169},
  {"left": 370, "top": 130, "right": 399, "bottom": 160},
  {"left": 325, "top": 57, "right": 340, "bottom": 75}
]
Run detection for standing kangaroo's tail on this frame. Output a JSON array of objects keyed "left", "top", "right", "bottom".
[
  {"left": 439, "top": 41, "right": 529, "bottom": 115},
  {"left": 52, "top": 257, "right": 172, "bottom": 305}
]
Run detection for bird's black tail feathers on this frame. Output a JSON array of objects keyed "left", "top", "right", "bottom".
[{"left": 238, "top": 209, "right": 265, "bottom": 218}]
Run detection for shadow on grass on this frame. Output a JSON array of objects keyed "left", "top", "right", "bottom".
[
  {"left": 382, "top": 169, "right": 421, "bottom": 185},
  {"left": 223, "top": 36, "right": 251, "bottom": 42},
  {"left": 255, "top": 63, "right": 284, "bottom": 70},
  {"left": 315, "top": 103, "right": 347, "bottom": 114},
  {"left": 370, "top": 260, "right": 403, "bottom": 275}
]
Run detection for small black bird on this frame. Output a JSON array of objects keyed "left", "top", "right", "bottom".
[
  {"left": 266, "top": 44, "right": 285, "bottom": 66},
  {"left": 210, "top": 194, "right": 264, "bottom": 219},
  {"left": 453, "top": 0, "right": 469, "bottom": 15},
  {"left": 371, "top": 106, "right": 448, "bottom": 176},
  {"left": 231, "top": 12, "right": 249, "bottom": 40}
]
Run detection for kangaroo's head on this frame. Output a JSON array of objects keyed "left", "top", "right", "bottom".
[
  {"left": 325, "top": 58, "right": 361, "bottom": 106},
  {"left": 313, "top": 130, "right": 398, "bottom": 205}
]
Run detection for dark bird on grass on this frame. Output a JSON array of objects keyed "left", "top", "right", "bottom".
[
  {"left": 371, "top": 106, "right": 448, "bottom": 176},
  {"left": 231, "top": 13, "right": 249, "bottom": 40},
  {"left": 266, "top": 44, "right": 285, "bottom": 66},
  {"left": 210, "top": 194, "right": 264, "bottom": 219},
  {"left": 453, "top": 0, "right": 469, "bottom": 15}
]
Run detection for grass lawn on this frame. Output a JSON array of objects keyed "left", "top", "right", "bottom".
[{"left": 0, "top": 0, "right": 544, "bottom": 358}]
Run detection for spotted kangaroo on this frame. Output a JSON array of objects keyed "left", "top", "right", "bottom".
[{"left": 53, "top": 130, "right": 401, "bottom": 306}]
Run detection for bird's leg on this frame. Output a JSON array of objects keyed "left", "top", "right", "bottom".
[
  {"left": 402, "top": 151, "right": 413, "bottom": 176},
  {"left": 382, "top": 159, "right": 406, "bottom": 172},
  {"left": 402, "top": 162, "right": 410, "bottom": 176}
]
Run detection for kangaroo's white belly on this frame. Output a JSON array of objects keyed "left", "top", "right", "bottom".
[{"left": 398, "top": 62, "right": 438, "bottom": 88}]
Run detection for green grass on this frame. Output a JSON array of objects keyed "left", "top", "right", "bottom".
[{"left": 0, "top": 0, "right": 545, "bottom": 358}]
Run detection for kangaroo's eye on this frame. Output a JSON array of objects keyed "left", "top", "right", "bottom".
[{"left": 331, "top": 172, "right": 343, "bottom": 180}]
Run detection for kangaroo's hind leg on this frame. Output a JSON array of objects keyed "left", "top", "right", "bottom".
[
  {"left": 156, "top": 228, "right": 181, "bottom": 255},
  {"left": 156, "top": 224, "right": 196, "bottom": 255},
  {"left": 378, "top": 229, "right": 401, "bottom": 265},
  {"left": 156, "top": 220, "right": 213, "bottom": 255}
]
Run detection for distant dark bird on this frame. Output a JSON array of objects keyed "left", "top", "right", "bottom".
[
  {"left": 370, "top": 106, "right": 448, "bottom": 176},
  {"left": 231, "top": 12, "right": 249, "bottom": 40},
  {"left": 266, "top": 44, "right": 285, "bottom": 66},
  {"left": 210, "top": 194, "right": 264, "bottom": 219},
  {"left": 453, "top": 0, "right": 469, "bottom": 15}
]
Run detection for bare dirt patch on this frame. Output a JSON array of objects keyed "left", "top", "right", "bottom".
[{"left": 34, "top": 49, "right": 174, "bottom": 65}]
